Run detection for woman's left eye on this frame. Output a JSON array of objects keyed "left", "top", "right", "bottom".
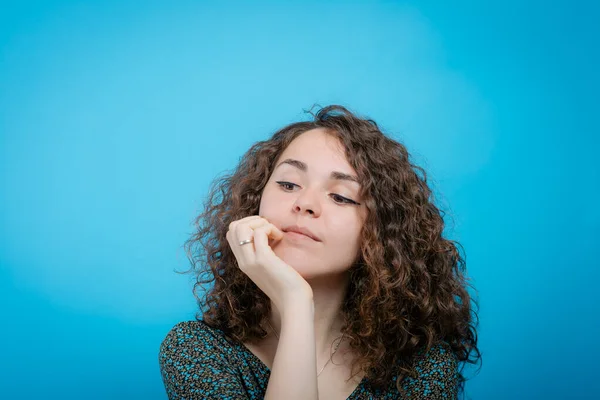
[
  {"left": 330, "top": 193, "right": 358, "bottom": 205},
  {"left": 276, "top": 181, "right": 298, "bottom": 191}
]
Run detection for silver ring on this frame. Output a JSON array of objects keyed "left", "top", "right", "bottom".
[{"left": 239, "top": 238, "right": 254, "bottom": 246}]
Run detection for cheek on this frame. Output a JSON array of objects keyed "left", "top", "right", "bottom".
[
  {"left": 258, "top": 193, "right": 267, "bottom": 215},
  {"left": 259, "top": 186, "right": 284, "bottom": 220},
  {"left": 328, "top": 216, "right": 363, "bottom": 247}
]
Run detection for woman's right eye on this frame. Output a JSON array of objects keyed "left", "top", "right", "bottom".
[{"left": 276, "top": 181, "right": 298, "bottom": 191}]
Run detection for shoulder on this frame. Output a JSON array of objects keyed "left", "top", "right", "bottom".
[
  {"left": 414, "top": 341, "right": 459, "bottom": 373},
  {"left": 159, "top": 319, "right": 233, "bottom": 349},
  {"left": 401, "top": 341, "right": 460, "bottom": 398},
  {"left": 158, "top": 321, "right": 253, "bottom": 398},
  {"left": 158, "top": 320, "right": 236, "bottom": 366},
  {"left": 160, "top": 320, "right": 228, "bottom": 346}
]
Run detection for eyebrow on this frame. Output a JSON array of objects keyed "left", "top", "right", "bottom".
[{"left": 276, "top": 158, "right": 359, "bottom": 183}]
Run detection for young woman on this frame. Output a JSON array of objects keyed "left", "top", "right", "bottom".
[{"left": 159, "top": 105, "right": 480, "bottom": 399}]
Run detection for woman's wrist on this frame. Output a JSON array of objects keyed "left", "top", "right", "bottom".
[{"left": 280, "top": 294, "right": 314, "bottom": 322}]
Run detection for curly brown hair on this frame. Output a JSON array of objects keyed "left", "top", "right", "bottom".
[{"left": 183, "top": 104, "right": 481, "bottom": 397}]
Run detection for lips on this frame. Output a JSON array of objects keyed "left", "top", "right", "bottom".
[{"left": 282, "top": 225, "right": 321, "bottom": 242}]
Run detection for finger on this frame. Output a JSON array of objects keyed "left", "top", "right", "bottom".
[
  {"left": 227, "top": 216, "right": 261, "bottom": 264},
  {"left": 235, "top": 218, "right": 270, "bottom": 242},
  {"left": 226, "top": 229, "right": 246, "bottom": 266},
  {"left": 228, "top": 215, "right": 262, "bottom": 233},
  {"left": 234, "top": 218, "right": 282, "bottom": 264},
  {"left": 235, "top": 217, "right": 280, "bottom": 242},
  {"left": 269, "top": 223, "right": 285, "bottom": 241},
  {"left": 253, "top": 224, "right": 284, "bottom": 258},
  {"left": 248, "top": 221, "right": 283, "bottom": 241},
  {"left": 234, "top": 219, "right": 271, "bottom": 263}
]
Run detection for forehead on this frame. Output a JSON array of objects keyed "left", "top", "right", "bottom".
[{"left": 277, "top": 128, "right": 355, "bottom": 173}]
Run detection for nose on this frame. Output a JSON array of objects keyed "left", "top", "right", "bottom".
[{"left": 292, "top": 188, "right": 321, "bottom": 217}]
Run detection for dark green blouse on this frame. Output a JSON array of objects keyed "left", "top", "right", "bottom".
[{"left": 159, "top": 320, "right": 459, "bottom": 399}]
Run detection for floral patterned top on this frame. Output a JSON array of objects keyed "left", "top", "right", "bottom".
[{"left": 159, "top": 320, "right": 459, "bottom": 399}]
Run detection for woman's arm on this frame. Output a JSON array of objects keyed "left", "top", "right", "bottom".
[
  {"left": 265, "top": 297, "right": 318, "bottom": 400},
  {"left": 226, "top": 217, "right": 320, "bottom": 399}
]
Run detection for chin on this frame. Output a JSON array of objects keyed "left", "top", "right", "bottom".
[
  {"left": 274, "top": 249, "right": 315, "bottom": 273},
  {"left": 277, "top": 252, "right": 311, "bottom": 270},
  {"left": 275, "top": 250, "right": 348, "bottom": 281}
]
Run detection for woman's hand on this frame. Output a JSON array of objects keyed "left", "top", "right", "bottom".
[{"left": 226, "top": 216, "right": 313, "bottom": 312}]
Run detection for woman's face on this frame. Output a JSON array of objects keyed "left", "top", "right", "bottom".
[{"left": 259, "top": 128, "right": 367, "bottom": 279}]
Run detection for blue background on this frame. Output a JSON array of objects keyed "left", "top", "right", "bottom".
[{"left": 1, "top": 1, "right": 598, "bottom": 398}]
